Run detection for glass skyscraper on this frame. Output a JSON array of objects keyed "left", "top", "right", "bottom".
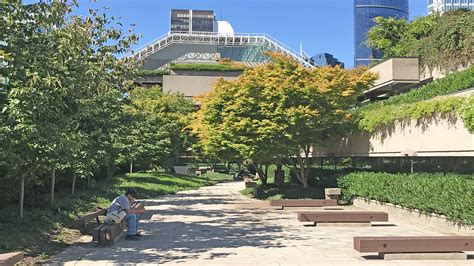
[{"left": 354, "top": 0, "right": 409, "bottom": 67}]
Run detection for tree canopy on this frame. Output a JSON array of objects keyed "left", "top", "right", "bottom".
[
  {"left": 193, "top": 53, "right": 377, "bottom": 186},
  {"left": 367, "top": 10, "right": 474, "bottom": 72}
]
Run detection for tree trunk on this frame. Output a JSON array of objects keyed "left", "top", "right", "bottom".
[
  {"left": 87, "top": 175, "right": 91, "bottom": 189},
  {"left": 107, "top": 165, "right": 112, "bottom": 179},
  {"left": 71, "top": 172, "right": 76, "bottom": 195},
  {"left": 296, "top": 153, "right": 309, "bottom": 187},
  {"left": 129, "top": 159, "right": 133, "bottom": 174},
  {"left": 254, "top": 163, "right": 267, "bottom": 185},
  {"left": 51, "top": 168, "right": 56, "bottom": 203},
  {"left": 20, "top": 174, "right": 25, "bottom": 219}
]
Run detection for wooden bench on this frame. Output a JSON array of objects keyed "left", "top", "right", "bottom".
[
  {"left": 71, "top": 208, "right": 107, "bottom": 234},
  {"left": 297, "top": 211, "right": 388, "bottom": 226},
  {"left": 71, "top": 208, "right": 126, "bottom": 246},
  {"left": 92, "top": 222, "right": 127, "bottom": 246},
  {"left": 0, "top": 252, "right": 24, "bottom": 266},
  {"left": 270, "top": 199, "right": 337, "bottom": 210},
  {"left": 354, "top": 236, "right": 474, "bottom": 260}
]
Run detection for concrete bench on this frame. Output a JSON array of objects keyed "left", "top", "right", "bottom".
[
  {"left": 354, "top": 236, "right": 474, "bottom": 260},
  {"left": 270, "top": 199, "right": 337, "bottom": 210},
  {"left": 0, "top": 252, "right": 24, "bottom": 266},
  {"left": 297, "top": 211, "right": 388, "bottom": 226}
]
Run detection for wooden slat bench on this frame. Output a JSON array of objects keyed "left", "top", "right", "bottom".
[
  {"left": 92, "top": 222, "right": 127, "bottom": 246},
  {"left": 297, "top": 211, "right": 388, "bottom": 226},
  {"left": 71, "top": 209, "right": 107, "bottom": 234},
  {"left": 0, "top": 252, "right": 24, "bottom": 266},
  {"left": 71, "top": 208, "right": 126, "bottom": 246},
  {"left": 354, "top": 236, "right": 474, "bottom": 260},
  {"left": 270, "top": 199, "right": 337, "bottom": 210}
]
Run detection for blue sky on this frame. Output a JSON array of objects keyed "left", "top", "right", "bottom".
[{"left": 32, "top": 0, "right": 428, "bottom": 68}]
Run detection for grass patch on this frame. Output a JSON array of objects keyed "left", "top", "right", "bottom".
[{"left": 0, "top": 172, "right": 232, "bottom": 260}]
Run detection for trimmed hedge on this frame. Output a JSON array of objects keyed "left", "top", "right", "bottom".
[
  {"left": 138, "top": 69, "right": 170, "bottom": 76},
  {"left": 338, "top": 172, "right": 474, "bottom": 225}
]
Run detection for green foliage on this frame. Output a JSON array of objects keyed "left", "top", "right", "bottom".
[
  {"left": 0, "top": 0, "right": 138, "bottom": 217},
  {"left": 462, "top": 96, "right": 474, "bottom": 133},
  {"left": 119, "top": 86, "right": 195, "bottom": 171},
  {"left": 193, "top": 52, "right": 377, "bottom": 187},
  {"left": 367, "top": 10, "right": 474, "bottom": 72},
  {"left": 0, "top": 172, "right": 232, "bottom": 257},
  {"left": 138, "top": 69, "right": 170, "bottom": 76},
  {"left": 241, "top": 183, "right": 324, "bottom": 200},
  {"left": 338, "top": 172, "right": 474, "bottom": 225},
  {"left": 355, "top": 65, "right": 474, "bottom": 132},
  {"left": 357, "top": 96, "right": 471, "bottom": 132},
  {"left": 170, "top": 63, "right": 246, "bottom": 72}
]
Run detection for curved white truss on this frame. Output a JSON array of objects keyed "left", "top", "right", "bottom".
[{"left": 129, "top": 31, "right": 317, "bottom": 69}]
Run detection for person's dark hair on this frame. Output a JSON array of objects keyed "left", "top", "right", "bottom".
[{"left": 125, "top": 188, "right": 137, "bottom": 198}]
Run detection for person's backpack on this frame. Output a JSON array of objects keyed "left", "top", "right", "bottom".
[{"left": 105, "top": 209, "right": 127, "bottom": 224}]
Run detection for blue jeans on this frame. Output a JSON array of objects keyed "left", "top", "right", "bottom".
[{"left": 125, "top": 214, "right": 139, "bottom": 235}]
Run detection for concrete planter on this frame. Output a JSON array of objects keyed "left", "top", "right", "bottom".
[{"left": 353, "top": 197, "right": 474, "bottom": 236}]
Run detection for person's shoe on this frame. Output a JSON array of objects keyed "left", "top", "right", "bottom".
[
  {"left": 125, "top": 235, "right": 140, "bottom": 241},
  {"left": 135, "top": 232, "right": 141, "bottom": 236}
]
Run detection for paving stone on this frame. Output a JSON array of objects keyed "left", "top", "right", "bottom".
[{"left": 47, "top": 181, "right": 474, "bottom": 265}]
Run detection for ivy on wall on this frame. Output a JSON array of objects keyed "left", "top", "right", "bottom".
[{"left": 354, "top": 65, "right": 474, "bottom": 132}]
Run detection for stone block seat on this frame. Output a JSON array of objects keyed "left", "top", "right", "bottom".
[
  {"left": 353, "top": 236, "right": 474, "bottom": 260},
  {"left": 269, "top": 199, "right": 337, "bottom": 210}
]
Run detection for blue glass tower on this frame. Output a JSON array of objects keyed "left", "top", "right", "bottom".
[{"left": 354, "top": 0, "right": 409, "bottom": 67}]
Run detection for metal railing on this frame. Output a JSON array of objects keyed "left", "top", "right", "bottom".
[{"left": 129, "top": 31, "right": 317, "bottom": 68}]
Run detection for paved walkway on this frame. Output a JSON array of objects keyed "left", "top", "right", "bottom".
[{"left": 49, "top": 181, "right": 473, "bottom": 266}]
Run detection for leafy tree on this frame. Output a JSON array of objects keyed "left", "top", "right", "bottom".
[
  {"left": 120, "top": 86, "right": 194, "bottom": 172},
  {"left": 0, "top": 0, "right": 137, "bottom": 216},
  {"left": 367, "top": 10, "right": 473, "bottom": 72},
  {"left": 194, "top": 53, "right": 376, "bottom": 187}
]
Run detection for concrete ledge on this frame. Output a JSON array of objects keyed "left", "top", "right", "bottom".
[
  {"left": 353, "top": 198, "right": 474, "bottom": 236},
  {"left": 381, "top": 252, "right": 467, "bottom": 260}
]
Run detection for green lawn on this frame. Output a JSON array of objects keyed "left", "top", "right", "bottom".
[{"left": 0, "top": 172, "right": 231, "bottom": 260}]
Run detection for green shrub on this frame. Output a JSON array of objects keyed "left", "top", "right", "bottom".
[
  {"left": 138, "top": 69, "right": 170, "bottom": 76},
  {"left": 170, "top": 63, "right": 246, "bottom": 72},
  {"left": 241, "top": 183, "right": 324, "bottom": 200},
  {"left": 338, "top": 172, "right": 474, "bottom": 225}
]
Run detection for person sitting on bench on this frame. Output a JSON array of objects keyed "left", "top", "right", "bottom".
[{"left": 107, "top": 188, "right": 146, "bottom": 241}]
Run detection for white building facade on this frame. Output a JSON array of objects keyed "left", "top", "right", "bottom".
[{"left": 428, "top": 0, "right": 474, "bottom": 14}]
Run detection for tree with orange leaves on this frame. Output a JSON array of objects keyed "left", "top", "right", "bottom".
[{"left": 193, "top": 53, "right": 377, "bottom": 187}]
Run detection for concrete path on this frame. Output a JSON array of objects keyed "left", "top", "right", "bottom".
[{"left": 49, "top": 181, "right": 473, "bottom": 266}]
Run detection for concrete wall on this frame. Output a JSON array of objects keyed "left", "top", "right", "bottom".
[
  {"left": 369, "top": 58, "right": 419, "bottom": 88},
  {"left": 316, "top": 115, "right": 474, "bottom": 157},
  {"left": 163, "top": 73, "right": 239, "bottom": 97}
]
